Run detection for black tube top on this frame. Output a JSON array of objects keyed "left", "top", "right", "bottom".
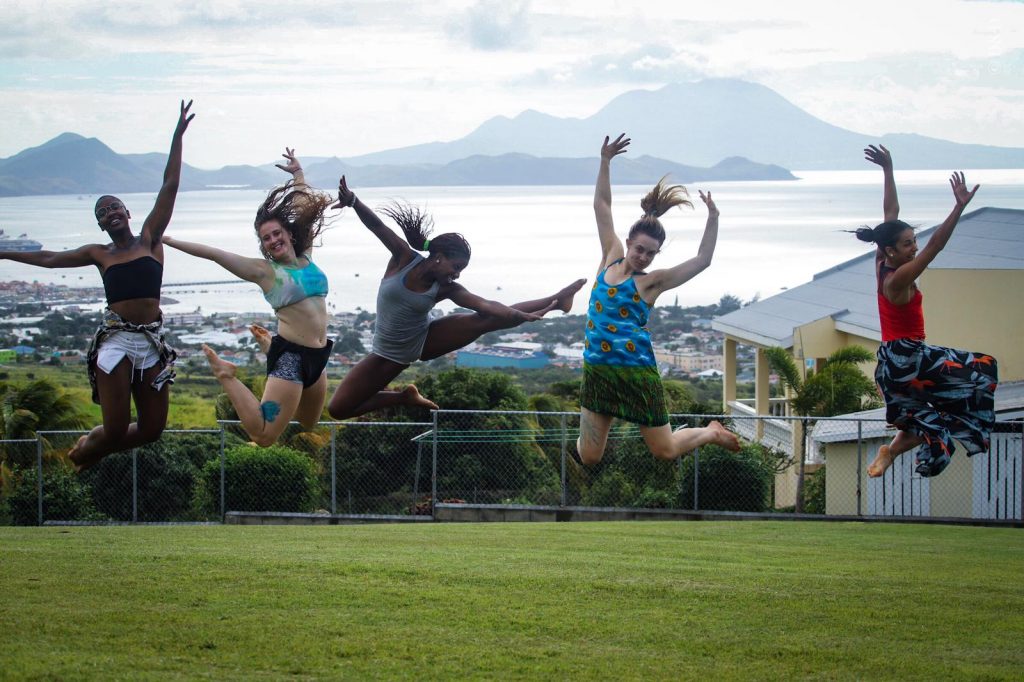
[{"left": 102, "top": 256, "right": 163, "bottom": 304}]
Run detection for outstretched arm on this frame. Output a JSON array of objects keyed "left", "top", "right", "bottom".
[
  {"left": 275, "top": 146, "right": 306, "bottom": 188},
  {"left": 884, "top": 172, "right": 979, "bottom": 297},
  {"left": 334, "top": 175, "right": 412, "bottom": 260},
  {"left": 644, "top": 190, "right": 720, "bottom": 301},
  {"left": 446, "top": 284, "right": 555, "bottom": 322},
  {"left": 594, "top": 134, "right": 629, "bottom": 271},
  {"left": 142, "top": 100, "right": 194, "bottom": 247},
  {"left": 162, "top": 236, "right": 271, "bottom": 287},
  {"left": 0, "top": 244, "right": 100, "bottom": 269},
  {"left": 865, "top": 144, "right": 899, "bottom": 222}
]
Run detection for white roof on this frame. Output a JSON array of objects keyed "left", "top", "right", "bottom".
[{"left": 712, "top": 207, "right": 1024, "bottom": 348}]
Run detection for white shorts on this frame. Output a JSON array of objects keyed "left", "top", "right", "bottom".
[{"left": 95, "top": 330, "right": 161, "bottom": 378}]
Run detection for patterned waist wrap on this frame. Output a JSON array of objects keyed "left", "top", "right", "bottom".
[{"left": 85, "top": 309, "right": 177, "bottom": 404}]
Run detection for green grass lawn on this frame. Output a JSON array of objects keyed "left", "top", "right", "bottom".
[{"left": 2, "top": 521, "right": 1023, "bottom": 680}]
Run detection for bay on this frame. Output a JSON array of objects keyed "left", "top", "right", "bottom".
[{"left": 1, "top": 169, "right": 1022, "bottom": 316}]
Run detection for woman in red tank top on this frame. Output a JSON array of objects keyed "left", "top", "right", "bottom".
[{"left": 855, "top": 145, "right": 997, "bottom": 478}]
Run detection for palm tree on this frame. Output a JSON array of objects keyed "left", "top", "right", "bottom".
[
  {"left": 764, "top": 345, "right": 879, "bottom": 512},
  {"left": 0, "top": 378, "right": 90, "bottom": 469}
]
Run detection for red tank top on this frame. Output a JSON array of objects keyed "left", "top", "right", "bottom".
[{"left": 877, "top": 264, "right": 925, "bottom": 342}]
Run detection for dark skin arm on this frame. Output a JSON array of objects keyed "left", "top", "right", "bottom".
[
  {"left": 334, "top": 175, "right": 414, "bottom": 274},
  {"left": 444, "top": 283, "right": 555, "bottom": 321},
  {"left": 141, "top": 99, "right": 194, "bottom": 248},
  {"left": 0, "top": 244, "right": 102, "bottom": 268}
]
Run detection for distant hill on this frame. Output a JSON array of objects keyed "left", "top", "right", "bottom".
[
  {"left": 0, "top": 135, "right": 791, "bottom": 198},
  {"left": 4, "top": 77, "right": 1021, "bottom": 197},
  {"left": 343, "top": 79, "right": 1024, "bottom": 170}
]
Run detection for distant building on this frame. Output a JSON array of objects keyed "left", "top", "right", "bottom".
[{"left": 456, "top": 342, "right": 548, "bottom": 369}]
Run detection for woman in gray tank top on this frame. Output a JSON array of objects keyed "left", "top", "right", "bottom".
[{"left": 327, "top": 176, "right": 586, "bottom": 419}]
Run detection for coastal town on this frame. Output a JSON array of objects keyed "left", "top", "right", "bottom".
[{"left": 0, "top": 279, "right": 747, "bottom": 381}]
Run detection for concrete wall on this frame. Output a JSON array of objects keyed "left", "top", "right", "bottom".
[{"left": 922, "top": 269, "right": 1024, "bottom": 381}]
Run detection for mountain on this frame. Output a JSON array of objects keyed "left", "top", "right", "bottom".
[
  {"left": 300, "top": 153, "right": 792, "bottom": 188},
  {"left": 4, "top": 78, "right": 1021, "bottom": 197},
  {"left": 343, "top": 79, "right": 1024, "bottom": 170}
]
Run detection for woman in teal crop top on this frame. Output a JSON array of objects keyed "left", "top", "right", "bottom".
[
  {"left": 0, "top": 100, "right": 193, "bottom": 472},
  {"left": 576, "top": 134, "right": 741, "bottom": 467},
  {"left": 164, "top": 149, "right": 338, "bottom": 447}
]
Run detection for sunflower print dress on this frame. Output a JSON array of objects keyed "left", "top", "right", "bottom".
[{"left": 580, "top": 259, "right": 668, "bottom": 427}]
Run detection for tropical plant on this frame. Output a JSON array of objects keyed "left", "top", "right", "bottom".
[
  {"left": 764, "top": 345, "right": 879, "bottom": 512},
  {"left": 0, "top": 379, "right": 90, "bottom": 469}
]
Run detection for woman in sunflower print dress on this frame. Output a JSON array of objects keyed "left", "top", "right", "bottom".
[
  {"left": 860, "top": 144, "right": 997, "bottom": 478},
  {"left": 576, "top": 134, "right": 740, "bottom": 465}
]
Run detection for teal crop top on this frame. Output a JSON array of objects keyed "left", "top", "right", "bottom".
[{"left": 263, "top": 257, "right": 329, "bottom": 310}]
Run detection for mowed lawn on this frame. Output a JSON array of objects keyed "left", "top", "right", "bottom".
[{"left": 2, "top": 521, "right": 1022, "bottom": 680}]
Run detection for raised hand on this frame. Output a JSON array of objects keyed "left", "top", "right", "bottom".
[
  {"left": 864, "top": 144, "right": 892, "bottom": 170},
  {"left": 176, "top": 99, "right": 195, "bottom": 136},
  {"left": 275, "top": 147, "right": 302, "bottom": 175},
  {"left": 698, "top": 190, "right": 719, "bottom": 217},
  {"left": 332, "top": 175, "right": 355, "bottom": 210},
  {"left": 949, "top": 171, "right": 979, "bottom": 209},
  {"left": 601, "top": 133, "right": 630, "bottom": 162}
]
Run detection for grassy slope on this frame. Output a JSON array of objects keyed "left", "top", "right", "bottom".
[{"left": 2, "top": 521, "right": 1023, "bottom": 680}]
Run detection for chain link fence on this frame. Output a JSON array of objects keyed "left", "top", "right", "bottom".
[{"left": 2, "top": 413, "right": 1020, "bottom": 525}]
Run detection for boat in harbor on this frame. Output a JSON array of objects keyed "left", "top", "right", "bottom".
[{"left": 0, "top": 230, "right": 42, "bottom": 251}]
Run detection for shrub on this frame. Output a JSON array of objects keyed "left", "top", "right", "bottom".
[
  {"left": 802, "top": 465, "right": 827, "bottom": 515},
  {"left": 84, "top": 450, "right": 201, "bottom": 522},
  {"left": 5, "top": 465, "right": 99, "bottom": 525},
  {"left": 679, "top": 444, "right": 774, "bottom": 512},
  {"left": 199, "top": 443, "right": 317, "bottom": 513}
]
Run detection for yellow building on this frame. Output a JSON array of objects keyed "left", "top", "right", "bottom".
[{"left": 711, "top": 207, "right": 1024, "bottom": 507}]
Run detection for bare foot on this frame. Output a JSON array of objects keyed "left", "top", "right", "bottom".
[
  {"left": 708, "top": 420, "right": 742, "bottom": 452},
  {"left": 554, "top": 279, "right": 587, "bottom": 313},
  {"left": 68, "top": 435, "right": 106, "bottom": 473},
  {"left": 402, "top": 384, "right": 438, "bottom": 411},
  {"left": 249, "top": 324, "right": 272, "bottom": 354},
  {"left": 867, "top": 445, "right": 895, "bottom": 478},
  {"left": 202, "top": 344, "right": 237, "bottom": 381},
  {"left": 67, "top": 435, "right": 89, "bottom": 472}
]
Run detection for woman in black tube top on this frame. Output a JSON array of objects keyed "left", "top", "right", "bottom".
[{"left": 0, "top": 100, "right": 194, "bottom": 471}]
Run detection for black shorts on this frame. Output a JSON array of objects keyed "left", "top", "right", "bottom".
[{"left": 266, "top": 335, "right": 333, "bottom": 389}]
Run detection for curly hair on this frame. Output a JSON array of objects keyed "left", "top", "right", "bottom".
[
  {"left": 627, "top": 175, "right": 693, "bottom": 245},
  {"left": 852, "top": 220, "right": 914, "bottom": 250},
  {"left": 380, "top": 201, "right": 471, "bottom": 262},
  {"left": 253, "top": 181, "right": 334, "bottom": 259}
]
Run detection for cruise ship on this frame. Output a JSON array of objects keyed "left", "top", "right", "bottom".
[{"left": 0, "top": 230, "right": 42, "bottom": 251}]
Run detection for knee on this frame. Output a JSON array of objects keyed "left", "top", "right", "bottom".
[
  {"left": 251, "top": 432, "right": 279, "bottom": 448},
  {"left": 576, "top": 437, "right": 602, "bottom": 467},
  {"left": 137, "top": 425, "right": 165, "bottom": 446},
  {"left": 327, "top": 400, "right": 350, "bottom": 421}
]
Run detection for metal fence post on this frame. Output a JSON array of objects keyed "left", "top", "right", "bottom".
[
  {"left": 431, "top": 410, "right": 438, "bottom": 515},
  {"left": 856, "top": 420, "right": 863, "bottom": 517},
  {"left": 1020, "top": 422, "right": 1024, "bottom": 523},
  {"left": 330, "top": 424, "right": 337, "bottom": 515},
  {"left": 132, "top": 449, "right": 138, "bottom": 523},
  {"left": 36, "top": 436, "right": 43, "bottom": 526},
  {"left": 219, "top": 427, "right": 226, "bottom": 520},
  {"left": 693, "top": 448, "right": 700, "bottom": 512},
  {"left": 560, "top": 414, "right": 567, "bottom": 507}
]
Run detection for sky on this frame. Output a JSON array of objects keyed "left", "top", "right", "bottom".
[{"left": 1, "top": 0, "right": 1022, "bottom": 169}]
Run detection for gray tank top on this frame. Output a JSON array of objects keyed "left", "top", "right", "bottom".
[{"left": 372, "top": 253, "right": 441, "bottom": 364}]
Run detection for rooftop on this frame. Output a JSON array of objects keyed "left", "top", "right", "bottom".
[{"left": 712, "top": 207, "right": 1024, "bottom": 348}]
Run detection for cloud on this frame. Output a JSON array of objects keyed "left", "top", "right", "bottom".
[
  {"left": 449, "top": 0, "right": 532, "bottom": 51},
  {"left": 516, "top": 44, "right": 709, "bottom": 87}
]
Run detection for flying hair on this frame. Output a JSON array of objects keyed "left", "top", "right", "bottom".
[
  {"left": 254, "top": 180, "right": 334, "bottom": 259},
  {"left": 381, "top": 201, "right": 472, "bottom": 261},
  {"left": 629, "top": 175, "right": 693, "bottom": 244}
]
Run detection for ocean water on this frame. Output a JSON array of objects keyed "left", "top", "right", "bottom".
[{"left": 2, "top": 169, "right": 1022, "bottom": 316}]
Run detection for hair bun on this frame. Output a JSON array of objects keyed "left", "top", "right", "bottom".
[{"left": 854, "top": 227, "right": 875, "bottom": 243}]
